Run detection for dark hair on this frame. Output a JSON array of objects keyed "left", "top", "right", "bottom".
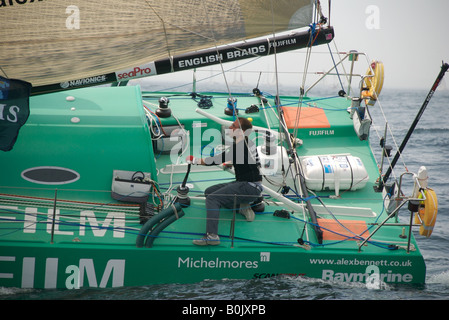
[{"left": 238, "top": 117, "right": 252, "bottom": 132}]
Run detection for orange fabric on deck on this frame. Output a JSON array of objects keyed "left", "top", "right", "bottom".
[
  {"left": 282, "top": 106, "right": 330, "bottom": 129},
  {"left": 319, "top": 219, "right": 369, "bottom": 241}
]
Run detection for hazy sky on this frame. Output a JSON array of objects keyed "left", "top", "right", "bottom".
[
  {"left": 140, "top": 0, "right": 448, "bottom": 92},
  {"left": 329, "top": 0, "right": 449, "bottom": 90}
]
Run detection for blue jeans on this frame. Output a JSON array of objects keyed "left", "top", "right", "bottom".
[{"left": 204, "top": 181, "right": 262, "bottom": 235}]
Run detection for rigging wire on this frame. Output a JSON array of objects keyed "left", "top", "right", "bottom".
[
  {"left": 0, "top": 192, "right": 403, "bottom": 251},
  {"left": 326, "top": 43, "right": 345, "bottom": 92},
  {"left": 143, "top": 0, "right": 173, "bottom": 72},
  {"left": 291, "top": 1, "right": 324, "bottom": 141},
  {"left": 200, "top": 1, "right": 232, "bottom": 99},
  {"left": 269, "top": 0, "right": 281, "bottom": 107}
]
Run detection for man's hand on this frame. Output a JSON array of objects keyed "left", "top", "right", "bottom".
[
  {"left": 222, "top": 161, "right": 233, "bottom": 169},
  {"left": 186, "top": 155, "right": 198, "bottom": 165}
]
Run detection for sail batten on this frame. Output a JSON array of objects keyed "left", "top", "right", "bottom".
[{"left": 1, "top": 0, "right": 314, "bottom": 87}]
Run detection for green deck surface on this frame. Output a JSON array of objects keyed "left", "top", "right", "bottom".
[{"left": 0, "top": 86, "right": 426, "bottom": 289}]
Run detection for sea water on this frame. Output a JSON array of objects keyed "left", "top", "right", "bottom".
[{"left": 1, "top": 88, "right": 448, "bottom": 301}]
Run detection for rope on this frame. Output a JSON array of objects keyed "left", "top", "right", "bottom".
[
  {"left": 327, "top": 43, "right": 345, "bottom": 92},
  {"left": 171, "top": 203, "right": 179, "bottom": 219},
  {"left": 0, "top": 190, "right": 403, "bottom": 251}
]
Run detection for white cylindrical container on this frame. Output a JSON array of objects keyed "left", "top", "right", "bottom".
[{"left": 300, "top": 154, "right": 369, "bottom": 196}]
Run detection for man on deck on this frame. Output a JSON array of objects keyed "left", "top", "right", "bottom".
[{"left": 186, "top": 117, "right": 263, "bottom": 246}]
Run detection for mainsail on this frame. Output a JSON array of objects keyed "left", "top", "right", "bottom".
[{"left": 0, "top": 0, "right": 315, "bottom": 89}]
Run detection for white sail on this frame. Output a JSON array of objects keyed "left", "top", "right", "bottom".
[{"left": 0, "top": 0, "right": 313, "bottom": 87}]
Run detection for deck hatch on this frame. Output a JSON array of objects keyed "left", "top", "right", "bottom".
[{"left": 21, "top": 166, "right": 80, "bottom": 185}]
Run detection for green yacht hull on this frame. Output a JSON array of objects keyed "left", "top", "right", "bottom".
[
  {"left": 1, "top": 240, "right": 424, "bottom": 289},
  {"left": 0, "top": 86, "right": 427, "bottom": 289}
]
